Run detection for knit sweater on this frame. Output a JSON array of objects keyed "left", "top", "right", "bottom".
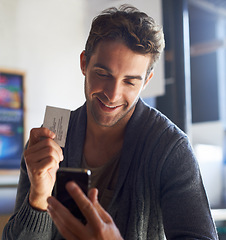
[{"left": 3, "top": 99, "right": 218, "bottom": 239}]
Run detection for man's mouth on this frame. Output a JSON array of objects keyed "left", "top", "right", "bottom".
[
  {"left": 97, "top": 98, "right": 122, "bottom": 111},
  {"left": 104, "top": 104, "right": 118, "bottom": 109}
]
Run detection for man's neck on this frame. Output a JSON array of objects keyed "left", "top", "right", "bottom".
[
  {"left": 83, "top": 113, "right": 130, "bottom": 167},
  {"left": 86, "top": 118, "right": 125, "bottom": 150}
]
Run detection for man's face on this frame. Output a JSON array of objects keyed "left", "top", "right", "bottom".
[{"left": 80, "top": 40, "right": 153, "bottom": 128}]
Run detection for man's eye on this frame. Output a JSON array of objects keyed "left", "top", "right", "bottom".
[
  {"left": 125, "top": 81, "right": 135, "bottom": 86},
  {"left": 96, "top": 72, "right": 108, "bottom": 77}
]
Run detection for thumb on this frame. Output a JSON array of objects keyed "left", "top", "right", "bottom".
[{"left": 28, "top": 127, "right": 55, "bottom": 147}]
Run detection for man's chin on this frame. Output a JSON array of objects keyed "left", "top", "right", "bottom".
[
  {"left": 93, "top": 118, "right": 120, "bottom": 128},
  {"left": 93, "top": 111, "right": 132, "bottom": 128}
]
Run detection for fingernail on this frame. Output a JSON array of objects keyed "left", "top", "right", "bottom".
[{"left": 50, "top": 131, "right": 55, "bottom": 139}]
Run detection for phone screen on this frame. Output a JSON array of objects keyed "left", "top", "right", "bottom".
[{"left": 55, "top": 168, "right": 91, "bottom": 223}]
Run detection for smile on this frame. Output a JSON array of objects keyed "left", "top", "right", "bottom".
[
  {"left": 97, "top": 98, "right": 122, "bottom": 111},
  {"left": 104, "top": 104, "right": 118, "bottom": 109}
]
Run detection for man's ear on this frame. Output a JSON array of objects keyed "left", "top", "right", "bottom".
[
  {"left": 80, "top": 50, "right": 86, "bottom": 76},
  {"left": 142, "top": 71, "right": 154, "bottom": 90}
]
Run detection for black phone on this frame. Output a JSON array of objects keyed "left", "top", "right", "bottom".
[{"left": 55, "top": 168, "right": 91, "bottom": 223}]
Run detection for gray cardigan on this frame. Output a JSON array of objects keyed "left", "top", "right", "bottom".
[{"left": 3, "top": 99, "right": 218, "bottom": 239}]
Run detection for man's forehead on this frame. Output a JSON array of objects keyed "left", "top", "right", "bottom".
[{"left": 91, "top": 39, "right": 151, "bottom": 59}]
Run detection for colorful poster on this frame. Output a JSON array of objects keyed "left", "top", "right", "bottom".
[{"left": 0, "top": 71, "right": 24, "bottom": 169}]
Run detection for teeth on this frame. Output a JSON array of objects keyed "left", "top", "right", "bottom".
[
  {"left": 98, "top": 98, "right": 119, "bottom": 109},
  {"left": 105, "top": 104, "right": 117, "bottom": 108}
]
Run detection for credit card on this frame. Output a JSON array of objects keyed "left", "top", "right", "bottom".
[{"left": 43, "top": 106, "right": 71, "bottom": 147}]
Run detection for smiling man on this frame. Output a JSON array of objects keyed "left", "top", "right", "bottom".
[
  {"left": 3, "top": 5, "right": 218, "bottom": 240},
  {"left": 82, "top": 40, "right": 152, "bottom": 129}
]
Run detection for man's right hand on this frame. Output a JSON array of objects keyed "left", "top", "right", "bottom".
[{"left": 24, "top": 127, "right": 64, "bottom": 211}]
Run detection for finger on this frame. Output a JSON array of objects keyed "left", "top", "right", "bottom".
[
  {"left": 27, "top": 136, "right": 62, "bottom": 156},
  {"left": 26, "top": 144, "right": 63, "bottom": 165},
  {"left": 25, "top": 138, "right": 64, "bottom": 164},
  {"left": 66, "top": 182, "right": 104, "bottom": 230},
  {"left": 88, "top": 188, "right": 113, "bottom": 223},
  {"left": 28, "top": 127, "right": 55, "bottom": 147},
  {"left": 88, "top": 188, "right": 98, "bottom": 202},
  {"left": 41, "top": 138, "right": 64, "bottom": 162},
  {"left": 47, "top": 196, "right": 83, "bottom": 240},
  {"left": 28, "top": 137, "right": 62, "bottom": 154}
]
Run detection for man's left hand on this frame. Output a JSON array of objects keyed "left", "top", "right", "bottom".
[{"left": 47, "top": 182, "right": 123, "bottom": 240}]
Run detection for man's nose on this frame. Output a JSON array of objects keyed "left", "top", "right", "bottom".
[{"left": 104, "top": 80, "right": 122, "bottom": 103}]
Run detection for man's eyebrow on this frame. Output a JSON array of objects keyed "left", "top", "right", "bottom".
[{"left": 124, "top": 75, "right": 143, "bottom": 80}]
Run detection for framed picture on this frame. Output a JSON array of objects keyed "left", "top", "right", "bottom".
[{"left": 0, "top": 69, "right": 25, "bottom": 169}]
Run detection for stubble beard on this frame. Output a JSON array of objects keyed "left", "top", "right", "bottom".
[
  {"left": 91, "top": 101, "right": 137, "bottom": 128},
  {"left": 84, "top": 79, "right": 138, "bottom": 128}
]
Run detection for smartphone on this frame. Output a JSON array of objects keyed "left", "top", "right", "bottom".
[{"left": 55, "top": 168, "right": 91, "bottom": 223}]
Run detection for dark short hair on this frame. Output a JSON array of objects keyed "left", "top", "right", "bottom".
[{"left": 85, "top": 4, "right": 165, "bottom": 76}]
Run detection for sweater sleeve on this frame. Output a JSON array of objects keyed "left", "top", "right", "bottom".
[
  {"left": 2, "top": 148, "right": 54, "bottom": 240},
  {"left": 160, "top": 138, "right": 218, "bottom": 240},
  {"left": 2, "top": 194, "right": 53, "bottom": 240}
]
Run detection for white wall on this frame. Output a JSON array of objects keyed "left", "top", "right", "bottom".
[{"left": 0, "top": 0, "right": 164, "bottom": 141}]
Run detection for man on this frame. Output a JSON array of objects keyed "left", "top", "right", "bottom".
[{"left": 3, "top": 5, "right": 218, "bottom": 240}]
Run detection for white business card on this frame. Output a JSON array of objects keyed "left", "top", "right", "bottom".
[{"left": 43, "top": 106, "right": 71, "bottom": 147}]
